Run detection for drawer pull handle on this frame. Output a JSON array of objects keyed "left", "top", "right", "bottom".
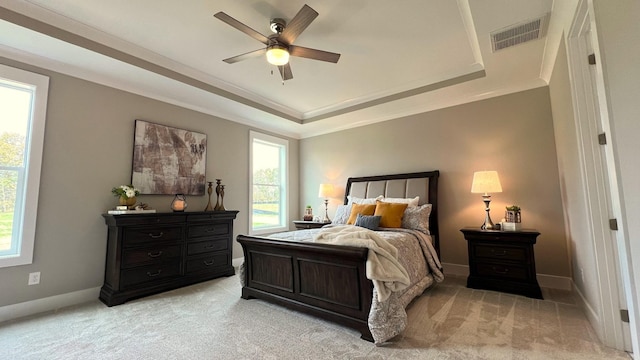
[
  {"left": 203, "top": 260, "right": 215, "bottom": 266},
  {"left": 147, "top": 270, "right": 162, "bottom": 277},
  {"left": 492, "top": 266, "right": 509, "bottom": 274},
  {"left": 205, "top": 228, "right": 218, "bottom": 233},
  {"left": 147, "top": 251, "right": 163, "bottom": 258},
  {"left": 491, "top": 249, "right": 508, "bottom": 256},
  {"left": 148, "top": 232, "right": 164, "bottom": 238},
  {"left": 204, "top": 244, "right": 215, "bottom": 249}
]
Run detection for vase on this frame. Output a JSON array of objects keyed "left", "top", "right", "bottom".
[{"left": 119, "top": 196, "right": 136, "bottom": 207}]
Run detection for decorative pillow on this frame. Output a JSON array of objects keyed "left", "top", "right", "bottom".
[
  {"left": 347, "top": 203, "right": 377, "bottom": 225},
  {"left": 380, "top": 196, "right": 420, "bottom": 208},
  {"left": 347, "top": 195, "right": 383, "bottom": 205},
  {"left": 332, "top": 204, "right": 352, "bottom": 225},
  {"left": 374, "top": 201, "right": 408, "bottom": 228},
  {"left": 401, "top": 203, "right": 432, "bottom": 234},
  {"left": 354, "top": 214, "right": 381, "bottom": 231}
]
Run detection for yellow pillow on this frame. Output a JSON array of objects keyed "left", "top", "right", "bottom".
[
  {"left": 374, "top": 201, "right": 408, "bottom": 228},
  {"left": 347, "top": 203, "right": 377, "bottom": 225}
]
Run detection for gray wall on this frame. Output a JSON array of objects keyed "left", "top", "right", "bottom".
[
  {"left": 0, "top": 57, "right": 299, "bottom": 307},
  {"left": 300, "top": 87, "right": 570, "bottom": 277}
]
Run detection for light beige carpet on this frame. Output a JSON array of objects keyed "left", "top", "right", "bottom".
[{"left": 0, "top": 274, "right": 631, "bottom": 359}]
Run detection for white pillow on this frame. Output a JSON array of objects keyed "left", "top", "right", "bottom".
[
  {"left": 347, "top": 195, "right": 383, "bottom": 205},
  {"left": 380, "top": 196, "right": 420, "bottom": 208},
  {"left": 332, "top": 204, "right": 352, "bottom": 225},
  {"left": 401, "top": 203, "right": 432, "bottom": 234}
]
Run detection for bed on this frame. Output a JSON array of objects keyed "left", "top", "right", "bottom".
[{"left": 237, "top": 171, "right": 442, "bottom": 344}]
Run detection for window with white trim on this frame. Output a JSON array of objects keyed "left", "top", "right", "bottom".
[
  {"left": 249, "top": 131, "right": 288, "bottom": 235},
  {"left": 0, "top": 64, "right": 48, "bottom": 268}
]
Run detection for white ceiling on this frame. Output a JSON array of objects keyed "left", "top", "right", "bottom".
[{"left": 0, "top": 0, "right": 576, "bottom": 139}]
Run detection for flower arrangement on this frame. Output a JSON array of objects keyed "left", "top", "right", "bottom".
[{"left": 111, "top": 185, "right": 140, "bottom": 199}]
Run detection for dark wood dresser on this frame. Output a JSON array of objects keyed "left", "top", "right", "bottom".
[
  {"left": 461, "top": 228, "right": 543, "bottom": 299},
  {"left": 100, "top": 210, "right": 238, "bottom": 306}
]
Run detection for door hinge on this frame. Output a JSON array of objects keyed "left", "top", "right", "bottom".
[
  {"left": 598, "top": 133, "right": 607, "bottom": 145},
  {"left": 588, "top": 53, "right": 596, "bottom": 65},
  {"left": 610, "top": 218, "right": 619, "bottom": 231},
  {"left": 621, "top": 309, "right": 630, "bottom": 323}
]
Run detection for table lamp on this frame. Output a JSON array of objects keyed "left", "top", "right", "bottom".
[
  {"left": 471, "top": 171, "right": 502, "bottom": 230},
  {"left": 318, "top": 183, "right": 334, "bottom": 223}
]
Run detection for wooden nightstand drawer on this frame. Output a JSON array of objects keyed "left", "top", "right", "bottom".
[
  {"left": 476, "top": 262, "right": 528, "bottom": 281},
  {"left": 120, "top": 261, "right": 181, "bottom": 288},
  {"left": 123, "top": 226, "right": 183, "bottom": 246},
  {"left": 473, "top": 244, "right": 526, "bottom": 262},
  {"left": 188, "top": 223, "right": 230, "bottom": 239},
  {"left": 187, "top": 239, "right": 228, "bottom": 255},
  {"left": 121, "top": 244, "right": 182, "bottom": 268}
]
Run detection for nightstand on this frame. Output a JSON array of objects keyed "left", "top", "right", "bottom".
[
  {"left": 293, "top": 220, "right": 330, "bottom": 230},
  {"left": 460, "top": 228, "right": 543, "bottom": 299}
]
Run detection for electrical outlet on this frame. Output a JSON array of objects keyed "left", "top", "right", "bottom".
[
  {"left": 580, "top": 268, "right": 585, "bottom": 283},
  {"left": 28, "top": 272, "right": 40, "bottom": 285}
]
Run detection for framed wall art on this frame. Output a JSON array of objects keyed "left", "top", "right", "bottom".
[{"left": 131, "top": 120, "right": 207, "bottom": 195}]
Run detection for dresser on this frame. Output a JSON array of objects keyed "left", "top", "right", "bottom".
[
  {"left": 100, "top": 211, "right": 238, "bottom": 306},
  {"left": 460, "top": 228, "right": 543, "bottom": 299}
]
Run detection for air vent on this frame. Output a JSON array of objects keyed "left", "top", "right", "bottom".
[{"left": 491, "top": 13, "right": 550, "bottom": 52}]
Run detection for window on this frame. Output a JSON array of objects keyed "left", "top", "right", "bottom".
[
  {"left": 0, "top": 64, "right": 48, "bottom": 268},
  {"left": 249, "top": 131, "right": 288, "bottom": 235}
]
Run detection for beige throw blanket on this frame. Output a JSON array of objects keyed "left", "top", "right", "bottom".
[{"left": 312, "top": 225, "right": 410, "bottom": 302}]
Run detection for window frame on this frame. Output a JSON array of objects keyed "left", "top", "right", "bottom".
[
  {"left": 249, "top": 130, "right": 288, "bottom": 236},
  {"left": 0, "top": 64, "right": 49, "bottom": 268}
]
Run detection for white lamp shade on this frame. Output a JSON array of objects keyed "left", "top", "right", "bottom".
[
  {"left": 318, "top": 183, "right": 334, "bottom": 198},
  {"left": 266, "top": 46, "right": 290, "bottom": 66},
  {"left": 471, "top": 171, "right": 503, "bottom": 194}
]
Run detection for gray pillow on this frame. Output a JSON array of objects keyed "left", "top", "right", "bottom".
[
  {"left": 401, "top": 204, "right": 432, "bottom": 234},
  {"left": 355, "top": 214, "right": 381, "bottom": 231}
]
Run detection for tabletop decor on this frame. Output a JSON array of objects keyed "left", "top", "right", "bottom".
[{"left": 111, "top": 185, "right": 140, "bottom": 208}]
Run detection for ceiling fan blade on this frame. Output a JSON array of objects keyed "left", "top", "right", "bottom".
[
  {"left": 222, "top": 48, "right": 267, "bottom": 64},
  {"left": 278, "top": 63, "right": 293, "bottom": 81},
  {"left": 279, "top": 4, "right": 318, "bottom": 45},
  {"left": 214, "top": 12, "right": 269, "bottom": 45},
  {"left": 289, "top": 45, "right": 340, "bottom": 63}
]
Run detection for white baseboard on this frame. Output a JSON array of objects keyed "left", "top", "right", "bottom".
[
  {"left": 0, "top": 287, "right": 101, "bottom": 324},
  {"left": 573, "top": 282, "right": 603, "bottom": 340},
  {"left": 441, "top": 262, "right": 572, "bottom": 290}
]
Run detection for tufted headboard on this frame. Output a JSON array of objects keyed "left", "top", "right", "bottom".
[{"left": 343, "top": 171, "right": 440, "bottom": 255}]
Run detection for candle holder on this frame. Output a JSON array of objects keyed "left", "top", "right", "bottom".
[
  {"left": 204, "top": 181, "right": 214, "bottom": 211},
  {"left": 171, "top": 194, "right": 187, "bottom": 212}
]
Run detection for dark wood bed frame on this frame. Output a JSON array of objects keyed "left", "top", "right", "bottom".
[{"left": 237, "top": 171, "right": 440, "bottom": 341}]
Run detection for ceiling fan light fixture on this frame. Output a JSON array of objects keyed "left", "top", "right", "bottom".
[{"left": 266, "top": 45, "right": 290, "bottom": 66}]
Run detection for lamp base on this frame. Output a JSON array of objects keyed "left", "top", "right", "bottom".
[
  {"left": 322, "top": 199, "right": 331, "bottom": 223},
  {"left": 480, "top": 194, "right": 496, "bottom": 230}
]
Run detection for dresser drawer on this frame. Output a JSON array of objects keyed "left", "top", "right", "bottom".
[
  {"left": 187, "top": 239, "right": 228, "bottom": 256},
  {"left": 120, "top": 261, "right": 181, "bottom": 288},
  {"left": 476, "top": 262, "right": 528, "bottom": 281},
  {"left": 121, "top": 244, "right": 182, "bottom": 268},
  {"left": 186, "top": 252, "right": 229, "bottom": 274},
  {"left": 123, "top": 226, "right": 183, "bottom": 247},
  {"left": 473, "top": 244, "right": 526, "bottom": 262},
  {"left": 187, "top": 223, "right": 230, "bottom": 239}
]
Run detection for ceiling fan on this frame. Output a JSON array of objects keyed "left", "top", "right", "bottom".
[{"left": 214, "top": 4, "right": 340, "bottom": 81}]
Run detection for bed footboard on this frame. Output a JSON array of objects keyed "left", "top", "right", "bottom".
[{"left": 237, "top": 234, "right": 374, "bottom": 341}]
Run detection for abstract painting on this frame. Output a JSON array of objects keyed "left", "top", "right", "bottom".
[{"left": 131, "top": 120, "right": 206, "bottom": 195}]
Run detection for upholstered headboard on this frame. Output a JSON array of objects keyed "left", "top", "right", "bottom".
[{"left": 343, "top": 171, "right": 440, "bottom": 254}]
